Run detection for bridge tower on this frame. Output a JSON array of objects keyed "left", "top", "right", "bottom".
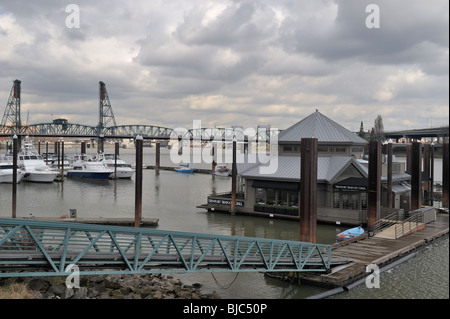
[
  {"left": 97, "top": 81, "right": 117, "bottom": 135},
  {"left": 1, "top": 79, "right": 21, "bottom": 134}
]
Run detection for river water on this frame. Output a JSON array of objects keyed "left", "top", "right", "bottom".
[{"left": 0, "top": 147, "right": 448, "bottom": 299}]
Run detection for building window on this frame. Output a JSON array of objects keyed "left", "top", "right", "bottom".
[
  {"left": 256, "top": 188, "right": 265, "bottom": 204},
  {"left": 335, "top": 192, "right": 366, "bottom": 210},
  {"left": 318, "top": 146, "right": 328, "bottom": 153},
  {"left": 334, "top": 192, "right": 340, "bottom": 208},
  {"left": 278, "top": 190, "right": 288, "bottom": 206},
  {"left": 282, "top": 146, "right": 300, "bottom": 153},
  {"left": 335, "top": 146, "right": 346, "bottom": 153},
  {"left": 288, "top": 191, "right": 299, "bottom": 207},
  {"left": 351, "top": 146, "right": 363, "bottom": 153},
  {"left": 361, "top": 192, "right": 367, "bottom": 210},
  {"left": 266, "top": 188, "right": 276, "bottom": 205},
  {"left": 351, "top": 194, "right": 359, "bottom": 209}
]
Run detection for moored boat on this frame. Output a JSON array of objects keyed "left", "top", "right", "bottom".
[
  {"left": 214, "top": 165, "right": 231, "bottom": 177},
  {"left": 0, "top": 155, "right": 25, "bottom": 183},
  {"left": 66, "top": 155, "right": 113, "bottom": 180},
  {"left": 97, "top": 153, "right": 135, "bottom": 179},
  {"left": 18, "top": 137, "right": 58, "bottom": 183},
  {"left": 175, "top": 163, "right": 194, "bottom": 173},
  {"left": 337, "top": 226, "right": 364, "bottom": 240}
]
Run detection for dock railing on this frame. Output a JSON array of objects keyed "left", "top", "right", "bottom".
[
  {"left": 372, "top": 209, "right": 426, "bottom": 239},
  {"left": 0, "top": 217, "right": 345, "bottom": 278},
  {"left": 393, "top": 211, "right": 424, "bottom": 239},
  {"left": 372, "top": 211, "right": 404, "bottom": 236}
]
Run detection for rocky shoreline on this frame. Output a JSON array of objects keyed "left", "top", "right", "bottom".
[{"left": 1, "top": 274, "right": 221, "bottom": 299}]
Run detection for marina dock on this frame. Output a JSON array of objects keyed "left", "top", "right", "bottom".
[
  {"left": 298, "top": 212, "right": 448, "bottom": 289},
  {"left": 0, "top": 216, "right": 159, "bottom": 227}
]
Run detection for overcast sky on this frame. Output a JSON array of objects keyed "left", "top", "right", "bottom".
[{"left": 0, "top": 0, "right": 448, "bottom": 133}]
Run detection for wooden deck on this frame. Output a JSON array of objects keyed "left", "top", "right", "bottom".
[
  {"left": 0, "top": 216, "right": 159, "bottom": 227},
  {"left": 374, "top": 222, "right": 425, "bottom": 239},
  {"left": 298, "top": 213, "right": 448, "bottom": 288}
]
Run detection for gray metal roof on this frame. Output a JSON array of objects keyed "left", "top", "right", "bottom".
[
  {"left": 237, "top": 155, "right": 368, "bottom": 184},
  {"left": 278, "top": 110, "right": 368, "bottom": 144}
]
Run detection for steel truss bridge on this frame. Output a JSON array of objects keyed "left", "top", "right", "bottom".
[
  {"left": 1, "top": 79, "right": 276, "bottom": 142},
  {"left": 0, "top": 123, "right": 276, "bottom": 142},
  {"left": 0, "top": 218, "right": 346, "bottom": 278}
]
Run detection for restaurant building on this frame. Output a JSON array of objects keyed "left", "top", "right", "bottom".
[{"left": 203, "top": 110, "right": 411, "bottom": 226}]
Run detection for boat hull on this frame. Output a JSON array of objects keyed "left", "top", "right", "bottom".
[
  {"left": 67, "top": 171, "right": 112, "bottom": 180},
  {"left": 23, "top": 172, "right": 58, "bottom": 183},
  {"left": 337, "top": 226, "right": 364, "bottom": 239},
  {"left": 0, "top": 171, "right": 25, "bottom": 184},
  {"left": 109, "top": 169, "right": 135, "bottom": 179},
  {"left": 175, "top": 168, "right": 194, "bottom": 173}
]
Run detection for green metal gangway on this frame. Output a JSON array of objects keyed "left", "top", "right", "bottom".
[{"left": 0, "top": 218, "right": 346, "bottom": 278}]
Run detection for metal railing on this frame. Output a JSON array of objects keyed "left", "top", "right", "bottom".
[
  {"left": 393, "top": 211, "right": 424, "bottom": 239},
  {"left": 372, "top": 210, "right": 424, "bottom": 239},
  {"left": 0, "top": 218, "right": 343, "bottom": 278},
  {"left": 372, "top": 211, "right": 404, "bottom": 236}
]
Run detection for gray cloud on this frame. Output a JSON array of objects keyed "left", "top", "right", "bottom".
[{"left": 0, "top": 0, "right": 448, "bottom": 131}]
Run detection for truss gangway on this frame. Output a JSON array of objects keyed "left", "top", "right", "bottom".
[{"left": 0, "top": 218, "right": 346, "bottom": 278}]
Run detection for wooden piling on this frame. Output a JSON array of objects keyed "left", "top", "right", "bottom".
[
  {"left": 55, "top": 142, "right": 61, "bottom": 170},
  {"left": 211, "top": 143, "right": 216, "bottom": 174},
  {"left": 406, "top": 144, "right": 412, "bottom": 173},
  {"left": 115, "top": 142, "right": 119, "bottom": 179},
  {"left": 61, "top": 140, "right": 64, "bottom": 179},
  {"left": 155, "top": 142, "right": 160, "bottom": 170},
  {"left": 299, "top": 138, "right": 318, "bottom": 243},
  {"left": 12, "top": 135, "right": 18, "bottom": 218},
  {"left": 431, "top": 144, "right": 434, "bottom": 204},
  {"left": 423, "top": 144, "right": 430, "bottom": 205},
  {"left": 411, "top": 141, "right": 422, "bottom": 211},
  {"left": 134, "top": 136, "right": 143, "bottom": 227},
  {"left": 367, "top": 140, "right": 381, "bottom": 233},
  {"left": 230, "top": 139, "right": 237, "bottom": 215},
  {"left": 45, "top": 142, "right": 48, "bottom": 165},
  {"left": 387, "top": 141, "right": 393, "bottom": 208},
  {"left": 443, "top": 142, "right": 449, "bottom": 208}
]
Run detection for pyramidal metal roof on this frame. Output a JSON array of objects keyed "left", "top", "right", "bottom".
[{"left": 278, "top": 110, "right": 368, "bottom": 144}]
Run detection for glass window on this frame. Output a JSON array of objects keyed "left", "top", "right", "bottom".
[
  {"left": 278, "top": 190, "right": 288, "bottom": 206},
  {"left": 334, "top": 192, "right": 340, "bottom": 208},
  {"left": 342, "top": 194, "right": 350, "bottom": 209},
  {"left": 361, "top": 193, "right": 367, "bottom": 210},
  {"left": 255, "top": 188, "right": 265, "bottom": 204},
  {"left": 351, "top": 194, "right": 359, "bottom": 209},
  {"left": 266, "top": 188, "right": 276, "bottom": 205},
  {"left": 318, "top": 146, "right": 328, "bottom": 152},
  {"left": 288, "top": 191, "right": 299, "bottom": 207},
  {"left": 335, "top": 147, "right": 346, "bottom": 153}
]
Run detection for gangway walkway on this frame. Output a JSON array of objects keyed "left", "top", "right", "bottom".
[{"left": 0, "top": 218, "right": 346, "bottom": 278}]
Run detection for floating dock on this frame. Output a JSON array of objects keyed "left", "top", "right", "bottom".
[
  {"left": 297, "top": 212, "right": 448, "bottom": 289},
  {"left": 145, "top": 165, "right": 214, "bottom": 174},
  {"left": 0, "top": 216, "right": 159, "bottom": 227}
]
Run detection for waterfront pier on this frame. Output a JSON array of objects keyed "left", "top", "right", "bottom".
[{"left": 298, "top": 211, "right": 448, "bottom": 289}]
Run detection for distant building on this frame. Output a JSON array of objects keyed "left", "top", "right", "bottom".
[{"left": 202, "top": 110, "right": 411, "bottom": 226}]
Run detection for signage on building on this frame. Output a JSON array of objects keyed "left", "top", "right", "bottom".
[
  {"left": 334, "top": 184, "right": 367, "bottom": 191},
  {"left": 208, "top": 198, "right": 244, "bottom": 207}
]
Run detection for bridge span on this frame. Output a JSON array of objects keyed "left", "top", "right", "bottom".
[
  {"left": 0, "top": 217, "right": 346, "bottom": 278},
  {"left": 1, "top": 79, "right": 275, "bottom": 142}
]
